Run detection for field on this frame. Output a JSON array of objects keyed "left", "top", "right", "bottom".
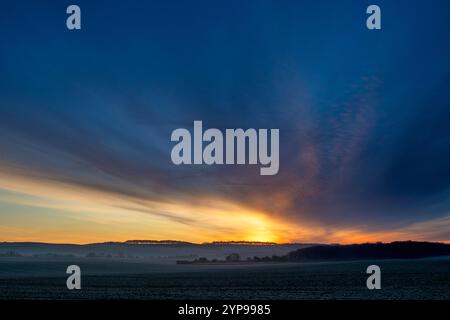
[{"left": 0, "top": 257, "right": 449, "bottom": 299}]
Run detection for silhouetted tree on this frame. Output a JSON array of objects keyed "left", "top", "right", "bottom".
[{"left": 225, "top": 253, "right": 241, "bottom": 262}]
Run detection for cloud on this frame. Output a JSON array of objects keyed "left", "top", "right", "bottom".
[{"left": 1, "top": 0, "right": 450, "bottom": 243}]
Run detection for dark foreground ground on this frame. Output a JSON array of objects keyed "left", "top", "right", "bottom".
[{"left": 0, "top": 257, "right": 449, "bottom": 299}]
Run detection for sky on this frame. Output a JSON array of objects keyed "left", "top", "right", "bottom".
[{"left": 1, "top": 0, "right": 450, "bottom": 244}]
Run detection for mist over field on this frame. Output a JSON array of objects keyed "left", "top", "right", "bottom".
[
  {"left": 1, "top": 257, "right": 449, "bottom": 299},
  {"left": 1, "top": 241, "right": 449, "bottom": 299},
  {"left": 0, "top": 241, "right": 311, "bottom": 264}
]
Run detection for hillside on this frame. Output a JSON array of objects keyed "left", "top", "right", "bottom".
[
  {"left": 0, "top": 241, "right": 312, "bottom": 262},
  {"left": 286, "top": 241, "right": 450, "bottom": 262}
]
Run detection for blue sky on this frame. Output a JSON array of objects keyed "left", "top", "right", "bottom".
[{"left": 1, "top": 0, "right": 450, "bottom": 243}]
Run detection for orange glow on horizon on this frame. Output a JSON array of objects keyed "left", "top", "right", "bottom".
[{"left": 1, "top": 170, "right": 449, "bottom": 245}]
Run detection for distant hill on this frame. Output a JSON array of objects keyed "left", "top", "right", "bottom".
[
  {"left": 207, "top": 241, "right": 278, "bottom": 245},
  {"left": 124, "top": 240, "right": 293, "bottom": 246},
  {"left": 287, "top": 241, "right": 450, "bottom": 262},
  {"left": 0, "top": 241, "right": 312, "bottom": 262},
  {"left": 4, "top": 240, "right": 447, "bottom": 264},
  {"left": 124, "top": 240, "right": 195, "bottom": 245}
]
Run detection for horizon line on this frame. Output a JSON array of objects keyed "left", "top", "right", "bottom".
[{"left": 1, "top": 239, "right": 448, "bottom": 246}]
